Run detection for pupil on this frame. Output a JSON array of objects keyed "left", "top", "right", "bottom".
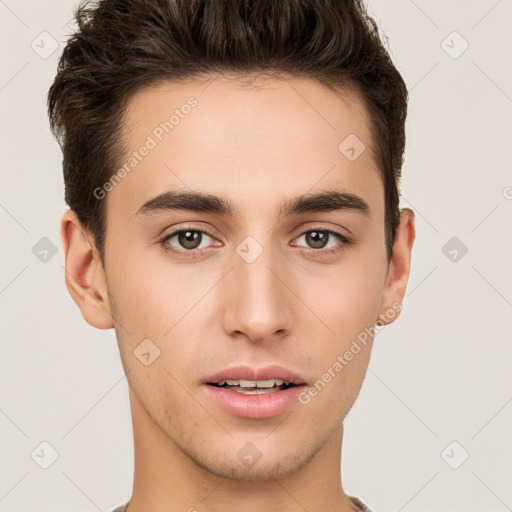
[
  {"left": 178, "top": 230, "right": 201, "bottom": 249},
  {"left": 307, "top": 231, "right": 328, "bottom": 249}
]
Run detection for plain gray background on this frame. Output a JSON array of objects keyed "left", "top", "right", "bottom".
[{"left": 1, "top": 1, "right": 511, "bottom": 511}]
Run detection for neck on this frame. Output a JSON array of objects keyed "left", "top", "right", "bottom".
[{"left": 125, "top": 387, "right": 359, "bottom": 512}]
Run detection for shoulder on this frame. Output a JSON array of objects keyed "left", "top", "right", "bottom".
[
  {"left": 109, "top": 505, "right": 128, "bottom": 512},
  {"left": 349, "top": 495, "right": 375, "bottom": 512}
]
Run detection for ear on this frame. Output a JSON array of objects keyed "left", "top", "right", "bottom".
[
  {"left": 60, "top": 209, "right": 114, "bottom": 329},
  {"left": 376, "top": 208, "right": 416, "bottom": 326}
]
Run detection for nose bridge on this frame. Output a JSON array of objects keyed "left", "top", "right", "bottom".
[{"left": 223, "top": 235, "right": 290, "bottom": 342}]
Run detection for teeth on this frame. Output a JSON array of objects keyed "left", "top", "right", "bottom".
[{"left": 217, "top": 379, "right": 287, "bottom": 388}]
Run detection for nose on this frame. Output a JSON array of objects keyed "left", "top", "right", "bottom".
[{"left": 222, "top": 240, "right": 291, "bottom": 344}]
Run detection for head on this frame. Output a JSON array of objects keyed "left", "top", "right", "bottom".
[{"left": 50, "top": 0, "right": 415, "bottom": 481}]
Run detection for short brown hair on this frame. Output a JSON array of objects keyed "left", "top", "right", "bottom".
[{"left": 48, "top": 0, "right": 408, "bottom": 266}]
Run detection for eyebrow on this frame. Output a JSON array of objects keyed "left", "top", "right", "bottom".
[{"left": 133, "top": 189, "right": 371, "bottom": 219}]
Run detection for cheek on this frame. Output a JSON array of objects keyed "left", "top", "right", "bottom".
[
  {"left": 294, "top": 251, "right": 385, "bottom": 406},
  {"left": 107, "top": 248, "right": 197, "bottom": 339},
  {"left": 299, "top": 255, "right": 386, "bottom": 341}
]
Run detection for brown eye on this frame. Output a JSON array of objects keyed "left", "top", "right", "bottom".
[
  {"left": 161, "top": 229, "right": 215, "bottom": 252},
  {"left": 295, "top": 230, "right": 346, "bottom": 251},
  {"left": 304, "top": 230, "right": 329, "bottom": 249},
  {"left": 177, "top": 230, "right": 202, "bottom": 249}
]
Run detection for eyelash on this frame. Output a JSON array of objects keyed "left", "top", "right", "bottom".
[{"left": 158, "top": 226, "right": 353, "bottom": 258}]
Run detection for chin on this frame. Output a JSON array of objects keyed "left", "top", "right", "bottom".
[{"left": 186, "top": 439, "right": 316, "bottom": 481}]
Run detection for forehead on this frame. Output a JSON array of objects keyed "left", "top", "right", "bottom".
[
  {"left": 108, "top": 74, "right": 382, "bottom": 222},
  {"left": 122, "top": 74, "right": 375, "bottom": 159}
]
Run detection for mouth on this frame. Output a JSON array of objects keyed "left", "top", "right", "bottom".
[
  {"left": 203, "top": 364, "right": 307, "bottom": 389},
  {"left": 207, "top": 378, "right": 298, "bottom": 395},
  {"left": 202, "top": 365, "right": 308, "bottom": 419}
]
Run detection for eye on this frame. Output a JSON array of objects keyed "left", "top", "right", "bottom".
[
  {"left": 159, "top": 228, "right": 218, "bottom": 254},
  {"left": 158, "top": 226, "right": 353, "bottom": 258},
  {"left": 293, "top": 228, "right": 352, "bottom": 254}
]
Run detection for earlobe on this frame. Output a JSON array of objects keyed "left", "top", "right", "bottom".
[
  {"left": 60, "top": 209, "right": 114, "bottom": 330},
  {"left": 377, "top": 208, "right": 416, "bottom": 326}
]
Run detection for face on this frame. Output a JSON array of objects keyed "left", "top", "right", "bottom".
[{"left": 63, "top": 74, "right": 414, "bottom": 481}]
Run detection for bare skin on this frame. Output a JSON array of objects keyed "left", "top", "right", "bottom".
[{"left": 60, "top": 74, "right": 415, "bottom": 512}]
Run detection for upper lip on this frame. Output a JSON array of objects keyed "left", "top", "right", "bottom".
[{"left": 203, "top": 365, "right": 308, "bottom": 385}]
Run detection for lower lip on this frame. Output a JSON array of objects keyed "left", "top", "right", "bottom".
[{"left": 203, "top": 384, "right": 307, "bottom": 419}]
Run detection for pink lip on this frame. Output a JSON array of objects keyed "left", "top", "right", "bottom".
[
  {"left": 203, "top": 383, "right": 307, "bottom": 419},
  {"left": 202, "top": 364, "right": 307, "bottom": 386},
  {"left": 202, "top": 364, "right": 308, "bottom": 419}
]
